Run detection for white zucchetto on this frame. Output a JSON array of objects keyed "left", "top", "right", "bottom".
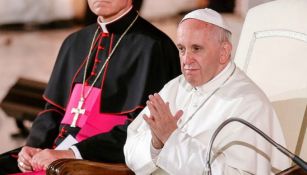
[{"left": 181, "top": 8, "right": 231, "bottom": 33}]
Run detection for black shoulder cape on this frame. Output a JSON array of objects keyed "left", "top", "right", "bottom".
[{"left": 44, "top": 9, "right": 181, "bottom": 114}]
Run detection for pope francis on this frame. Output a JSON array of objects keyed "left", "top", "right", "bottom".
[{"left": 124, "top": 8, "right": 290, "bottom": 175}]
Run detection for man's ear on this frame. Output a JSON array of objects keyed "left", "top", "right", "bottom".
[{"left": 219, "top": 42, "right": 232, "bottom": 64}]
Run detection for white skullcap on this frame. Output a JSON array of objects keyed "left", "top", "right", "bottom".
[{"left": 181, "top": 8, "right": 231, "bottom": 33}]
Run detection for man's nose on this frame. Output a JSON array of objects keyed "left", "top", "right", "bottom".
[{"left": 183, "top": 51, "right": 193, "bottom": 64}]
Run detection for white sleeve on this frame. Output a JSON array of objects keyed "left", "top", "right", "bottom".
[
  {"left": 156, "top": 129, "right": 254, "bottom": 175},
  {"left": 124, "top": 109, "right": 159, "bottom": 175},
  {"left": 155, "top": 129, "right": 211, "bottom": 175},
  {"left": 70, "top": 146, "right": 83, "bottom": 159},
  {"left": 125, "top": 123, "right": 255, "bottom": 175},
  {"left": 150, "top": 142, "right": 162, "bottom": 164}
]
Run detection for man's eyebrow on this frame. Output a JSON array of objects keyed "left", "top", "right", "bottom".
[{"left": 191, "top": 44, "right": 203, "bottom": 48}]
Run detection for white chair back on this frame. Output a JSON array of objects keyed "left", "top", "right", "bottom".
[{"left": 234, "top": 0, "right": 307, "bottom": 160}]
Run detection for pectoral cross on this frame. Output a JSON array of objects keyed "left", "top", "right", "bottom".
[{"left": 71, "top": 97, "right": 85, "bottom": 127}]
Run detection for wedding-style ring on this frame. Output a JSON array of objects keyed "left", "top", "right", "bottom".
[{"left": 18, "top": 161, "right": 24, "bottom": 168}]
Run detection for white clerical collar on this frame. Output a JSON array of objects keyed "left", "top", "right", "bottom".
[
  {"left": 97, "top": 6, "right": 133, "bottom": 33},
  {"left": 184, "top": 61, "right": 236, "bottom": 93}
]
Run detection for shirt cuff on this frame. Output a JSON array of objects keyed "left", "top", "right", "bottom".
[
  {"left": 150, "top": 143, "right": 162, "bottom": 164},
  {"left": 70, "top": 146, "right": 83, "bottom": 159}
]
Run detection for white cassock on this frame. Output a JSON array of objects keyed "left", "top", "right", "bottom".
[{"left": 124, "top": 62, "right": 290, "bottom": 175}]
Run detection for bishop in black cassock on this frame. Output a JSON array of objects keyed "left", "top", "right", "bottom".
[{"left": 0, "top": 5, "right": 180, "bottom": 174}]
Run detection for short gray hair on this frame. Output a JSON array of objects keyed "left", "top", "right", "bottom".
[{"left": 217, "top": 27, "right": 232, "bottom": 43}]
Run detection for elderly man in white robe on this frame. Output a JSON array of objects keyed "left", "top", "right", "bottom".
[{"left": 124, "top": 8, "right": 290, "bottom": 175}]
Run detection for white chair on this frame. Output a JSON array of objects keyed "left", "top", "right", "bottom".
[{"left": 234, "top": 0, "right": 307, "bottom": 161}]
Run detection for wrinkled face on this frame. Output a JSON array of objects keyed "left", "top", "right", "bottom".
[
  {"left": 176, "top": 19, "right": 231, "bottom": 87},
  {"left": 87, "top": 0, "right": 132, "bottom": 21}
]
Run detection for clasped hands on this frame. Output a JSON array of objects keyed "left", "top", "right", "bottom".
[
  {"left": 143, "top": 93, "right": 183, "bottom": 149},
  {"left": 17, "top": 146, "right": 75, "bottom": 172}
]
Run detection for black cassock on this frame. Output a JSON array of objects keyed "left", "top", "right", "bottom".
[{"left": 0, "top": 8, "right": 180, "bottom": 174}]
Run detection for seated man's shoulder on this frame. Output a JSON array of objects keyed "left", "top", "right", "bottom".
[
  {"left": 134, "top": 17, "right": 174, "bottom": 42},
  {"left": 223, "top": 70, "right": 271, "bottom": 104}
]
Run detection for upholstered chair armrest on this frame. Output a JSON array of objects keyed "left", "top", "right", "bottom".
[{"left": 47, "top": 159, "right": 134, "bottom": 175}]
